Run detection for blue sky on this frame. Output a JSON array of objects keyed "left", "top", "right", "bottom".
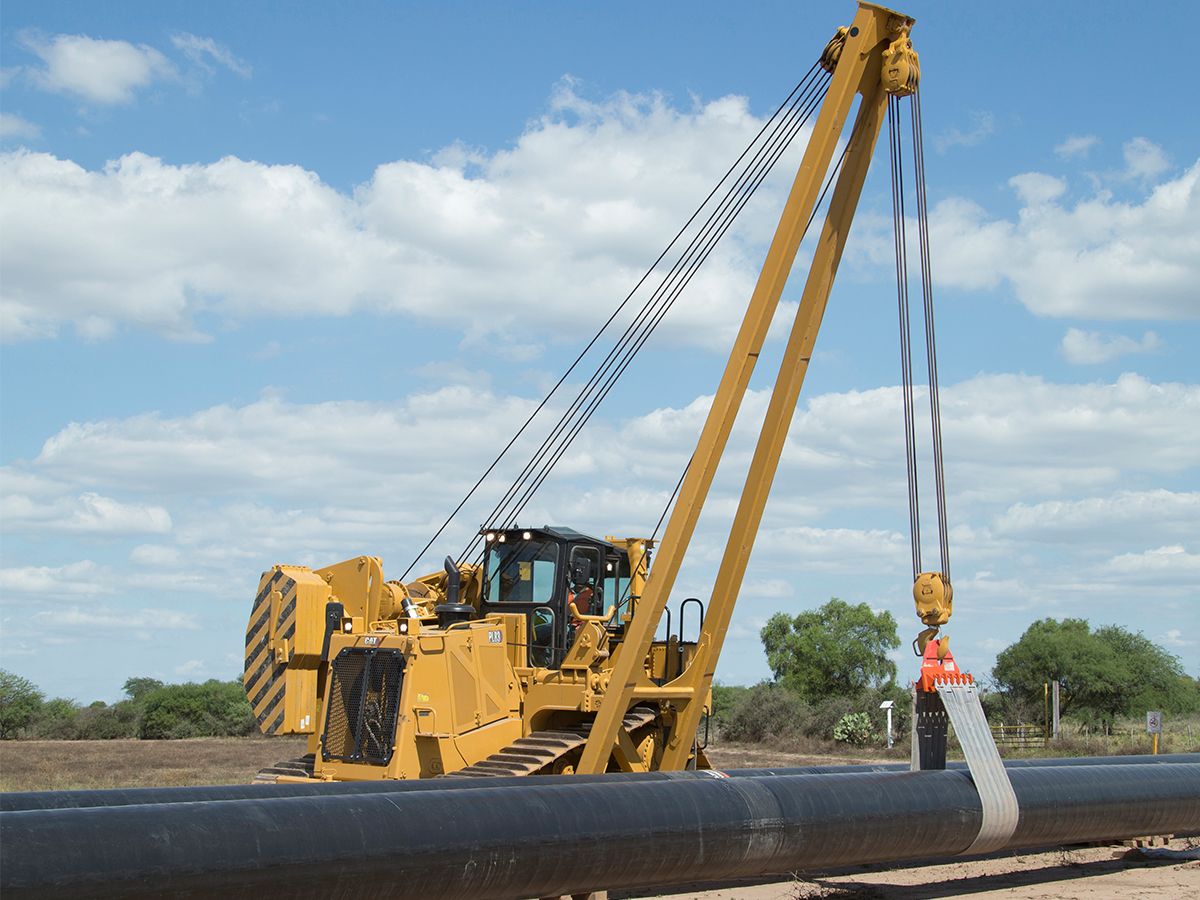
[{"left": 1, "top": 1, "right": 1197, "bottom": 703}]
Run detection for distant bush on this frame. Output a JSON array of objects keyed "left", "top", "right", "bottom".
[
  {"left": 720, "top": 682, "right": 808, "bottom": 743},
  {"left": 139, "top": 680, "right": 256, "bottom": 740},
  {"left": 833, "top": 712, "right": 875, "bottom": 745},
  {"left": 710, "top": 683, "right": 751, "bottom": 731},
  {"left": 1, "top": 673, "right": 257, "bottom": 740}
]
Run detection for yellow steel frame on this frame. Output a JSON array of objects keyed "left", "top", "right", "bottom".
[{"left": 579, "top": 2, "right": 915, "bottom": 774}]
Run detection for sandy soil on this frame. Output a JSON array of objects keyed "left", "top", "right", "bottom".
[{"left": 618, "top": 842, "right": 1200, "bottom": 899}]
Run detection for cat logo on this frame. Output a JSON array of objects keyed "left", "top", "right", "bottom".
[
  {"left": 363, "top": 635, "right": 381, "bottom": 646},
  {"left": 487, "top": 629, "right": 503, "bottom": 645}
]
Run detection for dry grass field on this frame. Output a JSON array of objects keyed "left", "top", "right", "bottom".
[
  {"left": 0, "top": 735, "right": 307, "bottom": 792},
  {"left": 0, "top": 736, "right": 879, "bottom": 792},
  {"left": 0, "top": 734, "right": 1191, "bottom": 792}
]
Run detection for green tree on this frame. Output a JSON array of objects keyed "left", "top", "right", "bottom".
[
  {"left": 761, "top": 598, "right": 900, "bottom": 704},
  {"left": 992, "top": 619, "right": 1198, "bottom": 724},
  {"left": 0, "top": 669, "right": 44, "bottom": 739},
  {"left": 122, "top": 677, "right": 164, "bottom": 703},
  {"left": 32, "top": 697, "right": 81, "bottom": 739}
]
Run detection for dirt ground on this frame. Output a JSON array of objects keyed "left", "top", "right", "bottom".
[{"left": 1, "top": 737, "right": 1195, "bottom": 898}]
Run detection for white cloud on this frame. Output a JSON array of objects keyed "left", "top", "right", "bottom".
[
  {"left": 1103, "top": 545, "right": 1200, "bottom": 581},
  {"left": 934, "top": 111, "right": 995, "bottom": 153},
  {"left": 3, "top": 369, "right": 1198, "bottom": 689},
  {"left": 1054, "top": 135, "right": 1098, "bottom": 159},
  {"left": 1060, "top": 328, "right": 1161, "bottom": 364},
  {"left": 0, "top": 488, "right": 171, "bottom": 534},
  {"left": 1159, "top": 628, "right": 1194, "bottom": 648},
  {"left": 174, "top": 658, "right": 207, "bottom": 676},
  {"left": 20, "top": 33, "right": 174, "bottom": 105},
  {"left": 994, "top": 490, "right": 1199, "bottom": 542},
  {"left": 170, "top": 34, "right": 251, "bottom": 78},
  {"left": 32, "top": 606, "right": 200, "bottom": 630},
  {"left": 930, "top": 158, "right": 1200, "bottom": 319},
  {"left": 0, "top": 560, "right": 111, "bottom": 596},
  {"left": 1123, "top": 137, "right": 1169, "bottom": 181},
  {"left": 0, "top": 113, "right": 40, "bottom": 140},
  {"left": 1008, "top": 172, "right": 1066, "bottom": 206},
  {"left": 10, "top": 372, "right": 1196, "bottom": 577},
  {"left": 0, "top": 86, "right": 806, "bottom": 345}
]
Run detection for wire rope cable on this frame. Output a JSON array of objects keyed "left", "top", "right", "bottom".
[
  {"left": 889, "top": 95, "right": 922, "bottom": 581},
  {"left": 397, "top": 63, "right": 826, "bottom": 580},
  {"left": 458, "top": 69, "right": 833, "bottom": 566},
  {"left": 910, "top": 87, "right": 951, "bottom": 582}
]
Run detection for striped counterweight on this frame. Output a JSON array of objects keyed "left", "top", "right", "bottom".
[{"left": 242, "top": 566, "right": 328, "bottom": 735}]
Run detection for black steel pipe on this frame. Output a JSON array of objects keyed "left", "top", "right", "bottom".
[
  {"left": 4, "top": 752, "right": 1194, "bottom": 813},
  {"left": 2, "top": 763, "right": 1197, "bottom": 899}
]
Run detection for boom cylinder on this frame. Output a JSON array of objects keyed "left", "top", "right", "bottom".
[{"left": 2, "top": 763, "right": 1197, "bottom": 899}]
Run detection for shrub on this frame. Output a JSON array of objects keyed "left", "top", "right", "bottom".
[
  {"left": 720, "top": 682, "right": 808, "bottom": 743},
  {"left": 833, "top": 712, "right": 876, "bottom": 745},
  {"left": 139, "top": 680, "right": 256, "bottom": 739},
  {"left": 31, "top": 698, "right": 81, "bottom": 739},
  {"left": 74, "top": 701, "right": 140, "bottom": 739}
]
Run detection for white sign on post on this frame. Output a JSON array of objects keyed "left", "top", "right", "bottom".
[{"left": 1146, "top": 710, "right": 1163, "bottom": 734}]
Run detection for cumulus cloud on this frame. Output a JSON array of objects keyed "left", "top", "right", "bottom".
[
  {"left": 0, "top": 560, "right": 111, "bottom": 596},
  {"left": 994, "top": 490, "right": 1199, "bottom": 543},
  {"left": 1060, "top": 328, "right": 1161, "bottom": 364},
  {"left": 1122, "top": 136, "right": 1170, "bottom": 181},
  {"left": 19, "top": 33, "right": 174, "bottom": 104},
  {"left": 10, "top": 372, "right": 1197, "bottom": 575},
  {"left": 1, "top": 489, "right": 171, "bottom": 534},
  {"left": 1103, "top": 544, "right": 1200, "bottom": 581},
  {"left": 33, "top": 605, "right": 199, "bottom": 630},
  {"left": 930, "top": 158, "right": 1200, "bottom": 319},
  {"left": 0, "top": 86, "right": 806, "bottom": 345},
  {"left": 0, "top": 113, "right": 40, "bottom": 141},
  {"left": 4, "top": 369, "right": 1198, "bottom": 689},
  {"left": 1054, "top": 135, "right": 1099, "bottom": 159}
]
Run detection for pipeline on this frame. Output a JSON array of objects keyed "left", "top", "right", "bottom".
[
  {"left": 3, "top": 751, "right": 1196, "bottom": 813},
  {"left": 2, "top": 763, "right": 1197, "bottom": 899}
]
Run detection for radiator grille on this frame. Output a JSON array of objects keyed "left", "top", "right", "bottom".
[{"left": 322, "top": 648, "right": 405, "bottom": 765}]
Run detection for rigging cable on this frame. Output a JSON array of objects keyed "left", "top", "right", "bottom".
[
  {"left": 890, "top": 87, "right": 952, "bottom": 593},
  {"left": 474, "top": 75, "right": 830, "bottom": 555},
  {"left": 608, "top": 105, "right": 866, "bottom": 611},
  {"left": 889, "top": 95, "right": 922, "bottom": 581},
  {"left": 911, "top": 86, "right": 951, "bottom": 582},
  {"left": 398, "top": 61, "right": 825, "bottom": 581},
  {"left": 469, "top": 70, "right": 830, "bottom": 551},
  {"left": 459, "top": 68, "right": 833, "bottom": 565}
]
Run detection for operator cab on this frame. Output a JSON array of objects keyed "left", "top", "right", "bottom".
[{"left": 479, "top": 526, "right": 624, "bottom": 668}]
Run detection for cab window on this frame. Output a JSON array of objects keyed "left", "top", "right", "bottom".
[{"left": 484, "top": 538, "right": 558, "bottom": 604}]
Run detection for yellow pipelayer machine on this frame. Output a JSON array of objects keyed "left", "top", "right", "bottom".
[{"left": 244, "top": 2, "right": 940, "bottom": 782}]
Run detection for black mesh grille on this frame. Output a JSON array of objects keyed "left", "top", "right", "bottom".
[{"left": 322, "top": 648, "right": 405, "bottom": 765}]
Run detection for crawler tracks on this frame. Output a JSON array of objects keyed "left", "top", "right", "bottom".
[
  {"left": 252, "top": 707, "right": 659, "bottom": 782},
  {"left": 451, "top": 707, "right": 659, "bottom": 777}
]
